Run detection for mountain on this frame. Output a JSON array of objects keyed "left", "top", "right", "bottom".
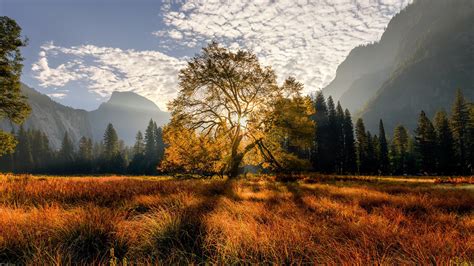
[
  {"left": 323, "top": 0, "right": 474, "bottom": 133},
  {"left": 1, "top": 84, "right": 169, "bottom": 149},
  {"left": 0, "top": 84, "right": 92, "bottom": 149},
  {"left": 89, "top": 91, "right": 170, "bottom": 145}
]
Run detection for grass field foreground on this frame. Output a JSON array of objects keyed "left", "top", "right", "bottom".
[{"left": 0, "top": 174, "right": 473, "bottom": 264}]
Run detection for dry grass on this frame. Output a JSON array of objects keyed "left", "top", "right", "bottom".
[{"left": 0, "top": 174, "right": 472, "bottom": 264}]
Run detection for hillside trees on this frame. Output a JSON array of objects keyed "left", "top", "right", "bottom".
[{"left": 0, "top": 17, "right": 30, "bottom": 156}]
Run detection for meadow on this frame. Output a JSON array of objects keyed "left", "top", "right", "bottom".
[{"left": 0, "top": 174, "right": 472, "bottom": 264}]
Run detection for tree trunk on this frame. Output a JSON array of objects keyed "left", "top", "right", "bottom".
[{"left": 227, "top": 153, "right": 244, "bottom": 178}]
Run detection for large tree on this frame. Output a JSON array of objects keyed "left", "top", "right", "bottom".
[
  {"left": 0, "top": 17, "right": 30, "bottom": 156},
  {"left": 167, "top": 42, "right": 312, "bottom": 177}
]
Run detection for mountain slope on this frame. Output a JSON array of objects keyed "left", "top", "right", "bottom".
[
  {"left": 0, "top": 84, "right": 92, "bottom": 149},
  {"left": 1, "top": 85, "right": 170, "bottom": 149},
  {"left": 323, "top": 0, "right": 474, "bottom": 133},
  {"left": 88, "top": 91, "right": 170, "bottom": 145}
]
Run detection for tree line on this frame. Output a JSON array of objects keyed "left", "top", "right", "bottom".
[
  {"left": 311, "top": 89, "right": 473, "bottom": 176},
  {"left": 0, "top": 119, "right": 165, "bottom": 175}
]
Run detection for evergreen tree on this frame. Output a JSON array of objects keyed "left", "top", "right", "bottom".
[
  {"left": 450, "top": 89, "right": 470, "bottom": 174},
  {"left": 468, "top": 105, "right": 474, "bottom": 174},
  {"left": 433, "top": 110, "right": 455, "bottom": 174},
  {"left": 311, "top": 91, "right": 329, "bottom": 171},
  {"left": 378, "top": 120, "right": 389, "bottom": 174},
  {"left": 155, "top": 127, "right": 165, "bottom": 162},
  {"left": 103, "top": 123, "right": 119, "bottom": 159},
  {"left": 133, "top": 131, "right": 145, "bottom": 156},
  {"left": 355, "top": 118, "right": 368, "bottom": 174},
  {"left": 342, "top": 109, "right": 356, "bottom": 174},
  {"left": 78, "top": 136, "right": 93, "bottom": 161},
  {"left": 59, "top": 131, "right": 74, "bottom": 163},
  {"left": 366, "top": 132, "right": 376, "bottom": 174},
  {"left": 326, "top": 96, "right": 338, "bottom": 172},
  {"left": 335, "top": 102, "right": 345, "bottom": 173},
  {"left": 0, "top": 17, "right": 31, "bottom": 156},
  {"left": 391, "top": 125, "right": 409, "bottom": 175},
  {"left": 30, "top": 129, "right": 51, "bottom": 171},
  {"left": 15, "top": 125, "right": 33, "bottom": 172},
  {"left": 371, "top": 133, "right": 381, "bottom": 175},
  {"left": 414, "top": 111, "right": 437, "bottom": 174},
  {"left": 145, "top": 119, "right": 157, "bottom": 160}
]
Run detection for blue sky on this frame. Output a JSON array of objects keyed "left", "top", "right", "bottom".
[{"left": 1, "top": 0, "right": 411, "bottom": 111}]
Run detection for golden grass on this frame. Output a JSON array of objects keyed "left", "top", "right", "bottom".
[{"left": 0, "top": 174, "right": 472, "bottom": 264}]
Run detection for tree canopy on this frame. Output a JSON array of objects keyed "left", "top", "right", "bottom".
[
  {"left": 164, "top": 42, "right": 314, "bottom": 177},
  {"left": 0, "top": 17, "right": 30, "bottom": 156}
]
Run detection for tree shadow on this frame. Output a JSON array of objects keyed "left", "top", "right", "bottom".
[{"left": 147, "top": 178, "right": 234, "bottom": 264}]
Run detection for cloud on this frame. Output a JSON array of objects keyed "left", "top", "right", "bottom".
[
  {"left": 32, "top": 0, "right": 411, "bottom": 110},
  {"left": 47, "top": 92, "right": 68, "bottom": 99},
  {"left": 32, "top": 42, "right": 186, "bottom": 110},
  {"left": 158, "top": 0, "right": 412, "bottom": 93}
]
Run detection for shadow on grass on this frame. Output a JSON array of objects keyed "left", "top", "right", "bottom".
[{"left": 145, "top": 179, "right": 234, "bottom": 264}]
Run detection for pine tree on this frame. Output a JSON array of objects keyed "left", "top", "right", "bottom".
[
  {"left": 78, "top": 136, "right": 93, "bottom": 161},
  {"left": 15, "top": 125, "right": 33, "bottom": 172},
  {"left": 311, "top": 91, "right": 329, "bottom": 171},
  {"left": 335, "top": 102, "right": 345, "bottom": 173},
  {"left": 29, "top": 129, "right": 51, "bottom": 171},
  {"left": 155, "top": 127, "right": 165, "bottom": 161},
  {"left": 133, "top": 131, "right": 145, "bottom": 156},
  {"left": 372, "top": 133, "right": 381, "bottom": 175},
  {"left": 59, "top": 131, "right": 74, "bottom": 163},
  {"left": 355, "top": 118, "right": 368, "bottom": 174},
  {"left": 343, "top": 109, "right": 356, "bottom": 174},
  {"left": 103, "top": 123, "right": 119, "bottom": 159},
  {"left": 378, "top": 120, "right": 389, "bottom": 174},
  {"left": 144, "top": 119, "right": 157, "bottom": 161},
  {"left": 128, "top": 131, "right": 146, "bottom": 175},
  {"left": 0, "top": 17, "right": 31, "bottom": 156},
  {"left": 433, "top": 110, "right": 455, "bottom": 174},
  {"left": 450, "top": 89, "right": 470, "bottom": 174},
  {"left": 414, "top": 111, "right": 437, "bottom": 174},
  {"left": 366, "top": 132, "right": 377, "bottom": 174},
  {"left": 468, "top": 105, "right": 474, "bottom": 174},
  {"left": 391, "top": 125, "right": 409, "bottom": 175},
  {"left": 326, "top": 96, "right": 338, "bottom": 172}
]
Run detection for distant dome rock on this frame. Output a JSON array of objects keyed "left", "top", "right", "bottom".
[{"left": 104, "top": 91, "right": 161, "bottom": 112}]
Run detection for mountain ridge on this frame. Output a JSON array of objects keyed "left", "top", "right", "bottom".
[
  {"left": 0, "top": 84, "right": 170, "bottom": 149},
  {"left": 323, "top": 0, "right": 474, "bottom": 133}
]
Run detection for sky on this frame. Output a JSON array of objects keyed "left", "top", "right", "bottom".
[{"left": 1, "top": 0, "right": 412, "bottom": 111}]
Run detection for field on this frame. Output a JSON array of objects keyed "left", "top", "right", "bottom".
[{"left": 0, "top": 174, "right": 473, "bottom": 264}]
